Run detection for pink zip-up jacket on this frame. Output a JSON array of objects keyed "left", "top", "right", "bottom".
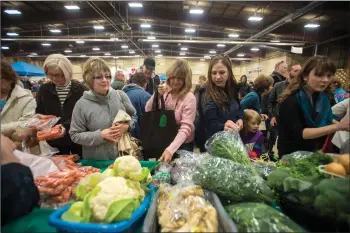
[{"left": 145, "top": 92, "right": 196, "bottom": 155}]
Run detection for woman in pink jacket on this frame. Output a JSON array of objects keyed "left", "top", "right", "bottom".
[{"left": 145, "top": 59, "right": 196, "bottom": 163}]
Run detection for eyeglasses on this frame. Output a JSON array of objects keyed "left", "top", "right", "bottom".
[
  {"left": 47, "top": 73, "right": 63, "bottom": 78},
  {"left": 93, "top": 75, "right": 112, "bottom": 81}
]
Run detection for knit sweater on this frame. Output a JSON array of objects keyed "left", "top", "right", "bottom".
[{"left": 145, "top": 92, "right": 196, "bottom": 155}]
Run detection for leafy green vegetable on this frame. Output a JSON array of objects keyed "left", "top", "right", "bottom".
[{"left": 75, "top": 173, "right": 106, "bottom": 200}]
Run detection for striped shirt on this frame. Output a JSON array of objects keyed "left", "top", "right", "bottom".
[{"left": 56, "top": 82, "right": 71, "bottom": 106}]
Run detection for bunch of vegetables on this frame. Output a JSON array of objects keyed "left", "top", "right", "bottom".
[{"left": 61, "top": 156, "right": 152, "bottom": 224}]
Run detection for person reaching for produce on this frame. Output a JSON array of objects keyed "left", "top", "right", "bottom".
[
  {"left": 201, "top": 54, "right": 243, "bottom": 142},
  {"left": 331, "top": 99, "right": 350, "bottom": 153},
  {"left": 278, "top": 56, "right": 350, "bottom": 156},
  {"left": 1, "top": 134, "right": 40, "bottom": 226},
  {"left": 145, "top": 59, "right": 196, "bottom": 163},
  {"left": 69, "top": 57, "right": 137, "bottom": 160}
]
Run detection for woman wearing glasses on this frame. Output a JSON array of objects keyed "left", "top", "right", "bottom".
[
  {"left": 36, "top": 54, "right": 87, "bottom": 156},
  {"left": 69, "top": 57, "right": 137, "bottom": 160}
]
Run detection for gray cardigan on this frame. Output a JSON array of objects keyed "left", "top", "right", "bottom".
[
  {"left": 268, "top": 80, "right": 289, "bottom": 118},
  {"left": 69, "top": 87, "right": 137, "bottom": 160}
]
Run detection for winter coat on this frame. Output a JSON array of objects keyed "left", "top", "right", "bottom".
[
  {"left": 69, "top": 88, "right": 137, "bottom": 160},
  {"left": 1, "top": 85, "right": 36, "bottom": 133},
  {"left": 111, "top": 80, "right": 125, "bottom": 90},
  {"left": 240, "top": 91, "right": 261, "bottom": 113},
  {"left": 268, "top": 80, "right": 289, "bottom": 118},
  {"left": 123, "top": 84, "right": 151, "bottom": 139},
  {"left": 270, "top": 71, "right": 286, "bottom": 86}
]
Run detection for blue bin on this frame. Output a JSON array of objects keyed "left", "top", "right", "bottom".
[{"left": 49, "top": 185, "right": 155, "bottom": 232}]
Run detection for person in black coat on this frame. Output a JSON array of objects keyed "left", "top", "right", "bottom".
[
  {"left": 238, "top": 75, "right": 252, "bottom": 100},
  {"left": 278, "top": 56, "right": 350, "bottom": 156},
  {"left": 270, "top": 61, "right": 288, "bottom": 86},
  {"left": 36, "top": 54, "right": 87, "bottom": 156}
]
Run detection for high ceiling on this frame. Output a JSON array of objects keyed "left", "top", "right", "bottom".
[{"left": 1, "top": 1, "right": 349, "bottom": 60}]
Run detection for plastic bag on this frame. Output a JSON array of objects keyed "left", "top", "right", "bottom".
[
  {"left": 26, "top": 114, "right": 60, "bottom": 132},
  {"left": 205, "top": 131, "right": 251, "bottom": 167},
  {"left": 193, "top": 157, "right": 275, "bottom": 203},
  {"left": 39, "top": 141, "right": 60, "bottom": 157},
  {"left": 225, "top": 203, "right": 305, "bottom": 232},
  {"left": 151, "top": 164, "right": 171, "bottom": 188},
  {"left": 171, "top": 150, "right": 211, "bottom": 185},
  {"left": 37, "top": 125, "right": 65, "bottom": 141},
  {"left": 253, "top": 161, "right": 276, "bottom": 180}
]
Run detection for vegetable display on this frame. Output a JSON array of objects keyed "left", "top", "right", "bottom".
[{"left": 225, "top": 203, "right": 304, "bottom": 232}]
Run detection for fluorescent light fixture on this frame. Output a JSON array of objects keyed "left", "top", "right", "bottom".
[
  {"left": 237, "top": 53, "right": 245, "bottom": 57},
  {"left": 147, "top": 36, "right": 156, "bottom": 40},
  {"left": 121, "top": 45, "right": 128, "bottom": 49},
  {"left": 4, "top": 9, "right": 21, "bottom": 15},
  {"left": 76, "top": 40, "right": 85, "bottom": 44},
  {"left": 113, "top": 56, "right": 119, "bottom": 59},
  {"left": 152, "top": 44, "right": 159, "bottom": 48},
  {"left": 134, "top": 55, "right": 140, "bottom": 57},
  {"left": 1, "top": 46, "right": 9, "bottom": 50},
  {"left": 155, "top": 50, "right": 161, "bottom": 53},
  {"left": 128, "top": 2, "right": 143, "bottom": 8},
  {"left": 228, "top": 33, "right": 239, "bottom": 38},
  {"left": 251, "top": 47, "right": 259, "bottom": 51},
  {"left": 181, "top": 47, "right": 188, "bottom": 51},
  {"left": 304, "top": 23, "right": 320, "bottom": 28},
  {"left": 204, "top": 55, "right": 210, "bottom": 59},
  {"left": 248, "top": 16, "right": 263, "bottom": 21},
  {"left": 157, "top": 54, "right": 163, "bottom": 57},
  {"left": 129, "top": 50, "right": 135, "bottom": 54},
  {"left": 50, "top": 29, "right": 61, "bottom": 33},
  {"left": 64, "top": 5, "right": 80, "bottom": 10},
  {"left": 189, "top": 9, "right": 203, "bottom": 14},
  {"left": 104, "top": 52, "right": 111, "bottom": 56},
  {"left": 64, "top": 49, "right": 72, "bottom": 53},
  {"left": 209, "top": 50, "right": 216, "bottom": 54},
  {"left": 92, "top": 47, "right": 100, "bottom": 51},
  {"left": 180, "top": 52, "right": 186, "bottom": 56},
  {"left": 93, "top": 25, "right": 104, "bottom": 30},
  {"left": 30, "top": 52, "right": 38, "bottom": 55},
  {"left": 41, "top": 43, "right": 51, "bottom": 46},
  {"left": 80, "top": 54, "right": 86, "bottom": 57},
  {"left": 140, "top": 24, "right": 151, "bottom": 28},
  {"left": 7, "top": 32, "right": 18, "bottom": 36},
  {"left": 200, "top": 58, "right": 205, "bottom": 61},
  {"left": 271, "top": 40, "right": 280, "bottom": 43},
  {"left": 217, "top": 44, "right": 226, "bottom": 47},
  {"left": 110, "top": 37, "right": 119, "bottom": 41},
  {"left": 185, "top": 28, "right": 196, "bottom": 33}
]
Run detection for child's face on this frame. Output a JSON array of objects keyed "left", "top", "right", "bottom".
[{"left": 247, "top": 119, "right": 259, "bottom": 133}]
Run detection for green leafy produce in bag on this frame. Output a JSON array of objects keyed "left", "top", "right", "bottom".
[{"left": 225, "top": 203, "right": 305, "bottom": 232}]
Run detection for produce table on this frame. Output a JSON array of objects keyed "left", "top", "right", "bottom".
[{"left": 2, "top": 160, "right": 159, "bottom": 233}]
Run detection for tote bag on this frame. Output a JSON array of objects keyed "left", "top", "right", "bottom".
[{"left": 140, "top": 90, "right": 179, "bottom": 160}]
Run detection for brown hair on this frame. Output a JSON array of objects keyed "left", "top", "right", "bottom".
[
  {"left": 332, "top": 77, "right": 343, "bottom": 89},
  {"left": 166, "top": 59, "right": 192, "bottom": 98},
  {"left": 83, "top": 57, "right": 111, "bottom": 89},
  {"left": 253, "top": 74, "right": 273, "bottom": 93},
  {"left": 242, "top": 109, "right": 261, "bottom": 133},
  {"left": 279, "top": 56, "right": 336, "bottom": 103},
  {"left": 131, "top": 72, "right": 147, "bottom": 87},
  {"left": 205, "top": 54, "right": 238, "bottom": 111},
  {"left": 1, "top": 60, "right": 18, "bottom": 89},
  {"left": 198, "top": 75, "right": 207, "bottom": 83}
]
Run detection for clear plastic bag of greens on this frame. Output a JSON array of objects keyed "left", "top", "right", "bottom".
[
  {"left": 280, "top": 151, "right": 313, "bottom": 166},
  {"left": 151, "top": 164, "right": 171, "bottom": 188},
  {"left": 225, "top": 202, "right": 305, "bottom": 232},
  {"left": 193, "top": 157, "right": 275, "bottom": 203},
  {"left": 253, "top": 161, "right": 276, "bottom": 180},
  {"left": 205, "top": 131, "right": 251, "bottom": 166}
]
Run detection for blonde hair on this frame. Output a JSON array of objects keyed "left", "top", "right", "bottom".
[
  {"left": 166, "top": 59, "right": 192, "bottom": 98},
  {"left": 43, "top": 54, "right": 73, "bottom": 86},
  {"left": 243, "top": 109, "right": 261, "bottom": 133},
  {"left": 83, "top": 57, "right": 111, "bottom": 89}
]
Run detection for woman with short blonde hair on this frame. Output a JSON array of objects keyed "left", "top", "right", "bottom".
[{"left": 145, "top": 59, "right": 196, "bottom": 163}]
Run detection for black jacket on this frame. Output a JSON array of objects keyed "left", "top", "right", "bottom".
[
  {"left": 268, "top": 80, "right": 289, "bottom": 117},
  {"left": 145, "top": 75, "right": 160, "bottom": 95},
  {"left": 270, "top": 71, "right": 286, "bottom": 86},
  {"left": 36, "top": 80, "right": 87, "bottom": 149}
]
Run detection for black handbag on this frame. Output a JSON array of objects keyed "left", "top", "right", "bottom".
[{"left": 140, "top": 90, "right": 179, "bottom": 160}]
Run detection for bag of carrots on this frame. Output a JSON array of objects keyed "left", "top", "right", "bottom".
[
  {"left": 37, "top": 125, "right": 65, "bottom": 141},
  {"left": 26, "top": 114, "right": 60, "bottom": 131}
]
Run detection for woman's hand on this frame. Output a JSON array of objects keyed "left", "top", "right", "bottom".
[
  {"left": 270, "top": 117, "right": 277, "bottom": 127},
  {"left": 224, "top": 120, "right": 240, "bottom": 131},
  {"left": 261, "top": 114, "right": 268, "bottom": 121},
  {"left": 1, "top": 134, "right": 19, "bottom": 165},
  {"left": 113, "top": 123, "right": 129, "bottom": 136},
  {"left": 100, "top": 128, "right": 120, "bottom": 143},
  {"left": 158, "top": 83, "right": 166, "bottom": 96},
  {"left": 159, "top": 150, "right": 172, "bottom": 164},
  {"left": 236, "top": 119, "right": 243, "bottom": 130},
  {"left": 336, "top": 117, "right": 350, "bottom": 131}
]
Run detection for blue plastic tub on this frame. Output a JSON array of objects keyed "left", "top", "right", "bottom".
[{"left": 49, "top": 185, "right": 155, "bottom": 232}]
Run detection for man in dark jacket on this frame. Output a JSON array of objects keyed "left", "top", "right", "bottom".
[
  {"left": 123, "top": 72, "right": 151, "bottom": 139},
  {"left": 137, "top": 57, "right": 160, "bottom": 95},
  {"left": 111, "top": 70, "right": 126, "bottom": 90},
  {"left": 270, "top": 61, "right": 288, "bottom": 86}
]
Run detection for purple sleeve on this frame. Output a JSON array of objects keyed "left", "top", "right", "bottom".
[{"left": 253, "top": 133, "right": 265, "bottom": 157}]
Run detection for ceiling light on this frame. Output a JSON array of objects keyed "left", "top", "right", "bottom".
[
  {"left": 30, "top": 53, "right": 38, "bottom": 56},
  {"left": 80, "top": 54, "right": 86, "bottom": 57},
  {"left": 200, "top": 58, "right": 205, "bottom": 61},
  {"left": 121, "top": 45, "right": 128, "bottom": 49},
  {"left": 76, "top": 40, "right": 85, "bottom": 44},
  {"left": 204, "top": 55, "right": 210, "bottom": 59},
  {"left": 129, "top": 50, "right": 135, "bottom": 54},
  {"left": 180, "top": 52, "right": 186, "bottom": 56},
  {"left": 152, "top": 44, "right": 159, "bottom": 48},
  {"left": 251, "top": 47, "right": 259, "bottom": 51},
  {"left": 41, "top": 43, "right": 51, "bottom": 46},
  {"left": 147, "top": 36, "right": 156, "bottom": 40},
  {"left": 237, "top": 53, "right": 245, "bottom": 57},
  {"left": 93, "top": 25, "right": 104, "bottom": 30},
  {"left": 64, "top": 5, "right": 80, "bottom": 10},
  {"left": 185, "top": 28, "right": 196, "bottom": 33},
  {"left": 248, "top": 16, "right": 263, "bottom": 21},
  {"left": 140, "top": 24, "right": 151, "bottom": 28},
  {"left": 228, "top": 33, "right": 239, "bottom": 38},
  {"left": 134, "top": 55, "right": 140, "bottom": 57},
  {"left": 113, "top": 56, "right": 119, "bottom": 59},
  {"left": 209, "top": 50, "right": 216, "bottom": 54},
  {"left": 104, "top": 52, "right": 111, "bottom": 56},
  {"left": 189, "top": 9, "right": 203, "bottom": 14},
  {"left": 64, "top": 49, "right": 72, "bottom": 53},
  {"left": 4, "top": 9, "right": 21, "bottom": 15},
  {"left": 1, "top": 46, "right": 9, "bottom": 50},
  {"left": 181, "top": 47, "right": 188, "bottom": 51},
  {"left": 7, "top": 32, "right": 19, "bottom": 36},
  {"left": 271, "top": 40, "right": 280, "bottom": 43},
  {"left": 50, "top": 29, "right": 61, "bottom": 33},
  {"left": 217, "top": 44, "right": 226, "bottom": 47},
  {"left": 155, "top": 50, "right": 161, "bottom": 53},
  {"left": 128, "top": 2, "right": 143, "bottom": 8},
  {"left": 92, "top": 47, "right": 100, "bottom": 51},
  {"left": 110, "top": 37, "right": 119, "bottom": 41},
  {"left": 157, "top": 54, "right": 163, "bottom": 57},
  {"left": 304, "top": 23, "right": 320, "bottom": 28}
]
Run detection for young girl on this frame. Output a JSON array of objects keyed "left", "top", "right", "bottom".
[{"left": 240, "top": 109, "right": 265, "bottom": 159}]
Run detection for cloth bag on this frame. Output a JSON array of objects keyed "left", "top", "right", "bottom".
[{"left": 140, "top": 90, "right": 179, "bottom": 160}]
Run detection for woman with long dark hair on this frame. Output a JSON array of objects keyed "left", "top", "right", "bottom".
[{"left": 278, "top": 56, "right": 350, "bottom": 156}]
